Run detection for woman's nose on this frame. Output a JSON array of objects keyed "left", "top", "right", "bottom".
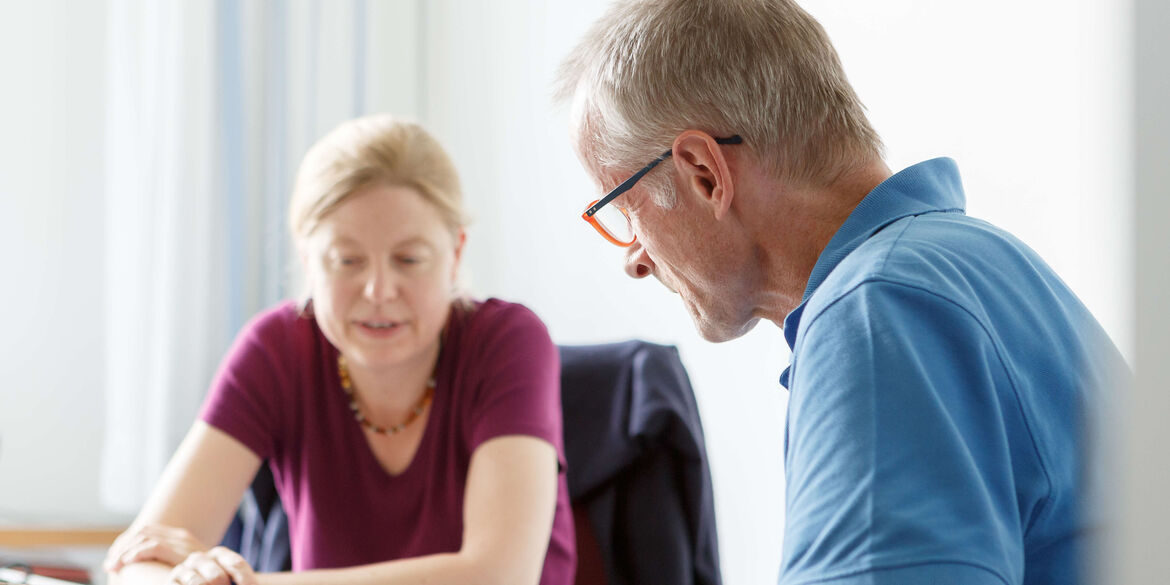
[
  {"left": 363, "top": 266, "right": 397, "bottom": 302},
  {"left": 624, "top": 241, "right": 655, "bottom": 279}
]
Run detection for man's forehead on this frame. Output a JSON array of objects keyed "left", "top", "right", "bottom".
[
  {"left": 566, "top": 97, "right": 655, "bottom": 204},
  {"left": 572, "top": 133, "right": 620, "bottom": 192},
  {"left": 567, "top": 90, "right": 623, "bottom": 187},
  {"left": 588, "top": 163, "right": 631, "bottom": 197}
]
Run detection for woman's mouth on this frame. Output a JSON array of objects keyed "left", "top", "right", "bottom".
[{"left": 355, "top": 319, "right": 406, "bottom": 337}]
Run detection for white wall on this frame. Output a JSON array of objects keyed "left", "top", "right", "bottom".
[
  {"left": 1114, "top": 0, "right": 1170, "bottom": 580},
  {"left": 0, "top": 0, "right": 115, "bottom": 524},
  {"left": 0, "top": 0, "right": 1140, "bottom": 582},
  {"left": 807, "top": 0, "right": 1132, "bottom": 357}
]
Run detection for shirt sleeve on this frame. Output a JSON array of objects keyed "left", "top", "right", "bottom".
[
  {"left": 462, "top": 303, "right": 563, "bottom": 459},
  {"left": 198, "top": 310, "right": 292, "bottom": 460},
  {"left": 781, "top": 280, "right": 1026, "bottom": 585}
]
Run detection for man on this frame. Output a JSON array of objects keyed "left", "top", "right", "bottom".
[{"left": 556, "top": 1, "right": 1125, "bottom": 584}]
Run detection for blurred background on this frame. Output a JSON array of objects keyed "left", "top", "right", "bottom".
[{"left": 0, "top": 0, "right": 1165, "bottom": 583}]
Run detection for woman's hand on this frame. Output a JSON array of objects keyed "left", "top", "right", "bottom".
[
  {"left": 167, "top": 547, "right": 258, "bottom": 585},
  {"left": 104, "top": 524, "right": 209, "bottom": 573}
]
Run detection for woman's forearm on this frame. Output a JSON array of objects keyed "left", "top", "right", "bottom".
[
  {"left": 256, "top": 551, "right": 526, "bottom": 585},
  {"left": 110, "top": 550, "right": 530, "bottom": 585},
  {"left": 106, "top": 561, "right": 174, "bottom": 585}
]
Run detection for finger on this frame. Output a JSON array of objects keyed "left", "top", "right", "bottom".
[
  {"left": 120, "top": 537, "right": 189, "bottom": 567},
  {"left": 172, "top": 552, "right": 221, "bottom": 585},
  {"left": 168, "top": 563, "right": 206, "bottom": 585},
  {"left": 105, "top": 530, "right": 149, "bottom": 571},
  {"left": 114, "top": 538, "right": 163, "bottom": 570},
  {"left": 209, "top": 547, "right": 257, "bottom": 585},
  {"left": 111, "top": 526, "right": 146, "bottom": 549},
  {"left": 104, "top": 543, "right": 133, "bottom": 571},
  {"left": 190, "top": 554, "right": 233, "bottom": 585}
]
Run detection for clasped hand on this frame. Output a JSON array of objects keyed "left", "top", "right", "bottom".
[{"left": 104, "top": 524, "right": 258, "bottom": 585}]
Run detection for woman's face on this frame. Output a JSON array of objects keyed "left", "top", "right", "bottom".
[{"left": 302, "top": 183, "right": 464, "bottom": 373}]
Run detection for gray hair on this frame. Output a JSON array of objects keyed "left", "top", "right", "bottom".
[{"left": 555, "top": 0, "right": 883, "bottom": 193}]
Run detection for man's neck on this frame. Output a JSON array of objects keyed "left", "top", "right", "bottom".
[{"left": 745, "top": 159, "right": 892, "bottom": 327}]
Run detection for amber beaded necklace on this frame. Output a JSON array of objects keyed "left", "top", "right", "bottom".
[{"left": 337, "top": 354, "right": 435, "bottom": 435}]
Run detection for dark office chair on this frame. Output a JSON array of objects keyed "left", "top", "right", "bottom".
[
  {"left": 224, "top": 341, "right": 722, "bottom": 585},
  {"left": 220, "top": 460, "right": 291, "bottom": 573},
  {"left": 559, "top": 341, "right": 722, "bottom": 585}
]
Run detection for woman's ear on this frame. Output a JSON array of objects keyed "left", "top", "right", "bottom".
[
  {"left": 298, "top": 246, "right": 311, "bottom": 277},
  {"left": 297, "top": 244, "right": 317, "bottom": 290},
  {"left": 451, "top": 229, "right": 467, "bottom": 278}
]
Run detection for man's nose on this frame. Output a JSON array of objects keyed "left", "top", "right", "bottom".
[{"left": 624, "top": 241, "right": 654, "bottom": 279}]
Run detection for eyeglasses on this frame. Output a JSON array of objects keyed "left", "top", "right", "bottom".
[{"left": 581, "top": 135, "right": 743, "bottom": 246}]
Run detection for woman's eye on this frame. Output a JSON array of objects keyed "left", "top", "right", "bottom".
[
  {"left": 396, "top": 256, "right": 421, "bottom": 265},
  {"left": 337, "top": 256, "right": 364, "bottom": 268}
]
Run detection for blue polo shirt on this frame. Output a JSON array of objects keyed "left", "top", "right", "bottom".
[{"left": 778, "top": 158, "right": 1125, "bottom": 585}]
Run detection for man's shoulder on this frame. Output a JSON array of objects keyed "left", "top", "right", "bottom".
[{"left": 806, "top": 212, "right": 1036, "bottom": 324}]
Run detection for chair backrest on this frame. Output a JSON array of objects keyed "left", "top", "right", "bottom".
[
  {"left": 559, "top": 341, "right": 722, "bottom": 585},
  {"left": 220, "top": 462, "right": 291, "bottom": 573}
]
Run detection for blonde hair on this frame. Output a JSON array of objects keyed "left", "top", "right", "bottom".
[
  {"left": 288, "top": 115, "right": 471, "bottom": 308},
  {"left": 555, "top": 0, "right": 883, "bottom": 192},
  {"left": 289, "top": 114, "right": 467, "bottom": 242}
]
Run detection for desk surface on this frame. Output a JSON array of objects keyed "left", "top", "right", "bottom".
[
  {"left": 0, "top": 566, "right": 91, "bottom": 585},
  {"left": 0, "top": 529, "right": 122, "bottom": 548}
]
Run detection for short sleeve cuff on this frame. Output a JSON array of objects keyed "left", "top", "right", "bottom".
[
  {"left": 200, "top": 410, "right": 272, "bottom": 459},
  {"left": 469, "top": 422, "right": 565, "bottom": 467}
]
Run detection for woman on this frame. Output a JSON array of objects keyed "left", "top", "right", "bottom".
[{"left": 104, "top": 115, "right": 576, "bottom": 585}]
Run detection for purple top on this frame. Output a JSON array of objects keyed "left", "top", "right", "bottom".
[{"left": 199, "top": 299, "right": 575, "bottom": 584}]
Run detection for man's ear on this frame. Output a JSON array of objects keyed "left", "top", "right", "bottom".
[{"left": 671, "top": 130, "right": 735, "bottom": 220}]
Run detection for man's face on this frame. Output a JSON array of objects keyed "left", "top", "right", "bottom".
[{"left": 586, "top": 146, "right": 761, "bottom": 343}]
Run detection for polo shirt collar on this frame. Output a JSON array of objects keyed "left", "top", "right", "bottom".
[{"left": 779, "top": 157, "right": 966, "bottom": 387}]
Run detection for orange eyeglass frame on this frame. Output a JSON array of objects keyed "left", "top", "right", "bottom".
[
  {"left": 580, "top": 134, "right": 743, "bottom": 248},
  {"left": 581, "top": 201, "right": 636, "bottom": 247}
]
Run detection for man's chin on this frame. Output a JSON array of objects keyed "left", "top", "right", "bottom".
[
  {"left": 694, "top": 324, "right": 748, "bottom": 343},
  {"left": 687, "top": 305, "right": 760, "bottom": 343}
]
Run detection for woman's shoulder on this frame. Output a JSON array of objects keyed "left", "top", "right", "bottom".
[
  {"left": 452, "top": 298, "right": 550, "bottom": 340},
  {"left": 235, "top": 300, "right": 320, "bottom": 351},
  {"left": 214, "top": 300, "right": 324, "bottom": 406},
  {"left": 445, "top": 299, "right": 555, "bottom": 371}
]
